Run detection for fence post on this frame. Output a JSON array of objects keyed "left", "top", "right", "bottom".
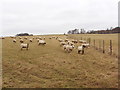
[
  {"left": 103, "top": 40, "right": 105, "bottom": 53},
  {"left": 94, "top": 39, "right": 95, "bottom": 48},
  {"left": 110, "top": 40, "right": 112, "bottom": 55},
  {"left": 99, "top": 40, "right": 101, "bottom": 51},
  {"left": 89, "top": 38, "right": 91, "bottom": 44}
]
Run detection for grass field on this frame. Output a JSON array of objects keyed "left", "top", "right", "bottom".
[{"left": 2, "top": 34, "right": 118, "bottom": 88}]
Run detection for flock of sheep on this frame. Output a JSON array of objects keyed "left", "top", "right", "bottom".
[{"left": 9, "top": 35, "right": 90, "bottom": 54}]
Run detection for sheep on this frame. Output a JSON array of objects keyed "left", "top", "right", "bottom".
[
  {"left": 58, "top": 38, "right": 63, "bottom": 42},
  {"left": 21, "top": 43, "right": 29, "bottom": 50},
  {"left": 29, "top": 39, "right": 33, "bottom": 42},
  {"left": 39, "top": 37, "right": 42, "bottom": 40},
  {"left": 78, "top": 45, "right": 86, "bottom": 54},
  {"left": 13, "top": 39, "right": 16, "bottom": 43},
  {"left": 63, "top": 44, "right": 74, "bottom": 53},
  {"left": 68, "top": 41, "right": 74, "bottom": 46},
  {"left": 37, "top": 39, "right": 39, "bottom": 42},
  {"left": 10, "top": 36, "right": 13, "bottom": 38},
  {"left": 52, "top": 36, "right": 55, "bottom": 38},
  {"left": 43, "top": 37, "right": 45, "bottom": 40},
  {"left": 65, "top": 39, "right": 69, "bottom": 42},
  {"left": 60, "top": 41, "right": 67, "bottom": 46},
  {"left": 79, "top": 40, "right": 87, "bottom": 43},
  {"left": 0, "top": 37, "right": 5, "bottom": 39},
  {"left": 38, "top": 40, "right": 46, "bottom": 45},
  {"left": 24, "top": 37, "right": 27, "bottom": 40},
  {"left": 19, "top": 37, "right": 22, "bottom": 39},
  {"left": 72, "top": 39, "right": 78, "bottom": 43},
  {"left": 81, "top": 43, "right": 90, "bottom": 48},
  {"left": 56, "top": 37, "right": 58, "bottom": 40},
  {"left": 20, "top": 39, "right": 24, "bottom": 43},
  {"left": 49, "top": 37, "right": 52, "bottom": 39}
]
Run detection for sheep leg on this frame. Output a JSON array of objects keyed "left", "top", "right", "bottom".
[{"left": 82, "top": 50, "right": 84, "bottom": 54}]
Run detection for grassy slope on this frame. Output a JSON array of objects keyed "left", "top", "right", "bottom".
[{"left": 2, "top": 34, "right": 118, "bottom": 88}]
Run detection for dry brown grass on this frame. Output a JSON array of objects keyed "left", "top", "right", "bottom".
[{"left": 2, "top": 34, "right": 118, "bottom": 88}]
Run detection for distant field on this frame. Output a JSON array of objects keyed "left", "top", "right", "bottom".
[{"left": 2, "top": 34, "right": 118, "bottom": 88}]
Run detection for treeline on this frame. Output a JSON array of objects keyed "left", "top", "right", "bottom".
[
  {"left": 16, "top": 33, "right": 33, "bottom": 36},
  {"left": 67, "top": 27, "right": 120, "bottom": 34}
]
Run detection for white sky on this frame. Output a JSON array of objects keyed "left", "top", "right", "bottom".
[{"left": 0, "top": 0, "right": 119, "bottom": 36}]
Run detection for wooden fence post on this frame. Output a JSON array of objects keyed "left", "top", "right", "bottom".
[
  {"left": 103, "top": 40, "right": 105, "bottom": 53},
  {"left": 110, "top": 40, "right": 112, "bottom": 55},
  {"left": 94, "top": 39, "right": 95, "bottom": 48},
  {"left": 99, "top": 40, "right": 101, "bottom": 51},
  {"left": 89, "top": 38, "right": 91, "bottom": 44}
]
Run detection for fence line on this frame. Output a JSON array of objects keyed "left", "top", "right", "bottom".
[{"left": 80, "top": 37, "right": 117, "bottom": 58}]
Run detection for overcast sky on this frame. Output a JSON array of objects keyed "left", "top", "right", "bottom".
[{"left": 0, "top": 0, "right": 119, "bottom": 36}]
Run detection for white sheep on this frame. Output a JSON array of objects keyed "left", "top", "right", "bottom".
[
  {"left": 58, "top": 38, "right": 63, "bottom": 42},
  {"left": 60, "top": 41, "right": 67, "bottom": 46},
  {"left": 20, "top": 39, "right": 24, "bottom": 43},
  {"left": 63, "top": 44, "right": 74, "bottom": 53},
  {"left": 43, "top": 37, "right": 45, "bottom": 40},
  {"left": 38, "top": 40, "right": 46, "bottom": 45},
  {"left": 78, "top": 45, "right": 86, "bottom": 54},
  {"left": 21, "top": 43, "right": 29, "bottom": 50},
  {"left": 13, "top": 39, "right": 16, "bottom": 43},
  {"left": 68, "top": 41, "right": 74, "bottom": 46},
  {"left": 56, "top": 37, "right": 58, "bottom": 40},
  {"left": 29, "top": 39, "right": 33, "bottom": 42},
  {"left": 82, "top": 43, "right": 90, "bottom": 48},
  {"left": 52, "top": 36, "right": 55, "bottom": 38},
  {"left": 72, "top": 39, "right": 78, "bottom": 43},
  {"left": 19, "top": 36, "right": 22, "bottom": 39},
  {"left": 79, "top": 40, "right": 87, "bottom": 43},
  {"left": 39, "top": 37, "right": 42, "bottom": 40},
  {"left": 24, "top": 37, "right": 27, "bottom": 40},
  {"left": 37, "top": 39, "right": 40, "bottom": 42},
  {"left": 65, "top": 39, "right": 69, "bottom": 42}
]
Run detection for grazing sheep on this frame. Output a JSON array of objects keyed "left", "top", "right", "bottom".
[
  {"left": 19, "top": 37, "right": 22, "bottom": 39},
  {"left": 49, "top": 37, "right": 52, "bottom": 39},
  {"left": 79, "top": 40, "right": 87, "bottom": 43},
  {"left": 78, "top": 45, "right": 86, "bottom": 54},
  {"left": 60, "top": 41, "right": 67, "bottom": 46},
  {"left": 56, "top": 37, "right": 58, "bottom": 40},
  {"left": 39, "top": 37, "right": 42, "bottom": 40},
  {"left": 24, "top": 37, "right": 27, "bottom": 40},
  {"left": 37, "top": 39, "right": 40, "bottom": 42},
  {"left": 68, "top": 41, "right": 74, "bottom": 46},
  {"left": 13, "top": 39, "right": 16, "bottom": 43},
  {"left": 0, "top": 37, "right": 5, "bottom": 39},
  {"left": 20, "top": 39, "right": 24, "bottom": 43},
  {"left": 10, "top": 36, "right": 14, "bottom": 38},
  {"left": 58, "top": 38, "right": 63, "bottom": 42},
  {"left": 43, "top": 37, "right": 45, "bottom": 40},
  {"left": 82, "top": 43, "right": 90, "bottom": 48},
  {"left": 63, "top": 44, "right": 74, "bottom": 53},
  {"left": 29, "top": 39, "right": 33, "bottom": 42},
  {"left": 38, "top": 40, "right": 46, "bottom": 45},
  {"left": 52, "top": 36, "right": 55, "bottom": 38},
  {"left": 72, "top": 39, "right": 78, "bottom": 43},
  {"left": 21, "top": 43, "right": 29, "bottom": 50},
  {"left": 65, "top": 39, "right": 69, "bottom": 42}
]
